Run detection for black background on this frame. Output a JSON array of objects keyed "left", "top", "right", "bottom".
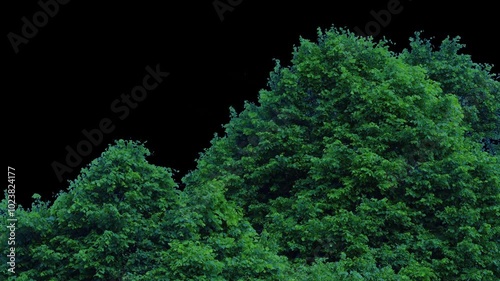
[{"left": 4, "top": 1, "right": 499, "bottom": 208}]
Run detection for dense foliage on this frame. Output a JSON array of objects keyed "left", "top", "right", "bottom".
[
  {"left": 2, "top": 27, "right": 499, "bottom": 280},
  {"left": 1, "top": 140, "right": 288, "bottom": 280}
]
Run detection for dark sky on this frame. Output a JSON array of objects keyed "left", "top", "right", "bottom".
[{"left": 4, "top": 1, "right": 499, "bottom": 208}]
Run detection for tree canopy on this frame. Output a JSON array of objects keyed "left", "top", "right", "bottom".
[{"left": 2, "top": 26, "right": 499, "bottom": 280}]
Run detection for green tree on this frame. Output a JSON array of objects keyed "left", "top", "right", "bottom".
[
  {"left": 183, "top": 26, "right": 500, "bottom": 280},
  {"left": 2, "top": 140, "right": 182, "bottom": 280},
  {"left": 1, "top": 140, "right": 289, "bottom": 280}
]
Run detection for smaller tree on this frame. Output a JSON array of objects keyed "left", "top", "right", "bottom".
[{"left": 1, "top": 140, "right": 182, "bottom": 280}]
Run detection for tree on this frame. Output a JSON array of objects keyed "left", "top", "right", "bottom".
[
  {"left": 1, "top": 140, "right": 181, "bottom": 280},
  {"left": 1, "top": 139, "right": 289, "bottom": 280},
  {"left": 182, "top": 26, "right": 500, "bottom": 279}
]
